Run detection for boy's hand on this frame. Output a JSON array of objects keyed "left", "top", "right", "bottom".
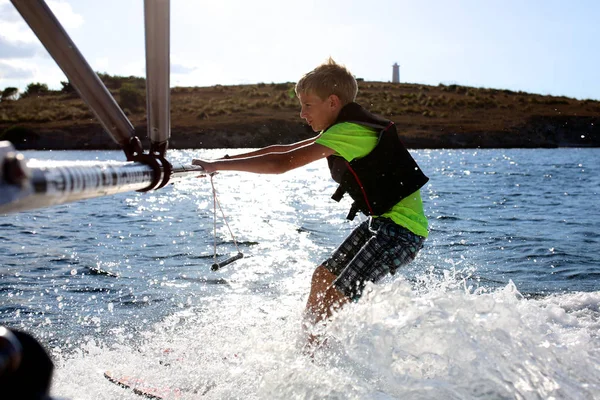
[{"left": 192, "top": 158, "right": 216, "bottom": 174}]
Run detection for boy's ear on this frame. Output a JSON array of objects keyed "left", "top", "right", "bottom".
[{"left": 328, "top": 94, "right": 342, "bottom": 110}]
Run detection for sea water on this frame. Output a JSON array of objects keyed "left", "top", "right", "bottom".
[{"left": 1, "top": 148, "right": 599, "bottom": 399}]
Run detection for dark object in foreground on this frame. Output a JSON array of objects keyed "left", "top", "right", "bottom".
[{"left": 0, "top": 326, "right": 54, "bottom": 400}]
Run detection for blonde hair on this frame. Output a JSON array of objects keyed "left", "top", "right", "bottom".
[{"left": 295, "top": 57, "right": 358, "bottom": 105}]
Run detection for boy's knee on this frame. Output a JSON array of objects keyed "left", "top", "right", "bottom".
[
  {"left": 311, "top": 265, "right": 333, "bottom": 281},
  {"left": 310, "top": 265, "right": 339, "bottom": 294}
]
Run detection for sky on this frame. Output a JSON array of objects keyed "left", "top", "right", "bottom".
[{"left": 0, "top": 0, "right": 598, "bottom": 100}]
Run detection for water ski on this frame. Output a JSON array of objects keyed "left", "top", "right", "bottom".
[
  {"left": 104, "top": 370, "right": 215, "bottom": 399},
  {"left": 104, "top": 371, "right": 183, "bottom": 399}
]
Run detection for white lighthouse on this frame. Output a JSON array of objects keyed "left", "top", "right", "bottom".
[{"left": 392, "top": 63, "right": 400, "bottom": 83}]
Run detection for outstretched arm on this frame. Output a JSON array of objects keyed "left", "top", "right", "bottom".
[
  {"left": 222, "top": 136, "right": 320, "bottom": 160},
  {"left": 192, "top": 141, "right": 334, "bottom": 174}
]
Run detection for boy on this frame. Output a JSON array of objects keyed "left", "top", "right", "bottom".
[{"left": 192, "top": 58, "right": 428, "bottom": 336}]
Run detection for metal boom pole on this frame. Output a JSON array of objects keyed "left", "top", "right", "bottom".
[
  {"left": 0, "top": 142, "right": 204, "bottom": 215},
  {"left": 10, "top": 0, "right": 137, "bottom": 154},
  {"left": 145, "top": 0, "right": 171, "bottom": 157},
  {"left": 0, "top": 0, "right": 201, "bottom": 216}
]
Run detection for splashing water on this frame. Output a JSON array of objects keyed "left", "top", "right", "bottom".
[{"left": 51, "top": 271, "right": 600, "bottom": 399}]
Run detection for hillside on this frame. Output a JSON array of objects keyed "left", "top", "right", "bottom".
[{"left": 1, "top": 76, "right": 599, "bottom": 150}]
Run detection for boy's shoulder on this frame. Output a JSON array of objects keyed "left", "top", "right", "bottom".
[
  {"left": 317, "top": 122, "right": 378, "bottom": 160},
  {"left": 327, "top": 121, "right": 378, "bottom": 136}
]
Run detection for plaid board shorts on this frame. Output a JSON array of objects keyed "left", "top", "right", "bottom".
[{"left": 322, "top": 217, "right": 425, "bottom": 300}]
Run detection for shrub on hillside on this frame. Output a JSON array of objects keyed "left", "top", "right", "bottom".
[
  {"left": 22, "top": 83, "right": 49, "bottom": 97},
  {"left": 119, "top": 83, "right": 145, "bottom": 112},
  {"left": 1, "top": 87, "right": 19, "bottom": 101},
  {"left": 60, "top": 81, "right": 75, "bottom": 94},
  {"left": 98, "top": 72, "right": 145, "bottom": 91}
]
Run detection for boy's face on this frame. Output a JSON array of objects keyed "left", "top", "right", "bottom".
[{"left": 298, "top": 91, "right": 341, "bottom": 132}]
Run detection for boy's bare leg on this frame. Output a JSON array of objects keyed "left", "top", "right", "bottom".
[{"left": 304, "top": 265, "right": 350, "bottom": 348}]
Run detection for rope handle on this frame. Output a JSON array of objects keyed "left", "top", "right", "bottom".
[{"left": 211, "top": 252, "right": 244, "bottom": 271}]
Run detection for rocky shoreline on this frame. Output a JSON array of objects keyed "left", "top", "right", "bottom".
[{"left": 2, "top": 80, "right": 599, "bottom": 151}]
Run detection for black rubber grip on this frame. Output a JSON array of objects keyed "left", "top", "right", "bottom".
[{"left": 211, "top": 252, "right": 244, "bottom": 271}]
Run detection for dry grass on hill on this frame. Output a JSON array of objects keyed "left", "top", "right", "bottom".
[{"left": 1, "top": 75, "right": 599, "bottom": 148}]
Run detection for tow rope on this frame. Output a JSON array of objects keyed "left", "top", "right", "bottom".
[{"left": 208, "top": 174, "right": 243, "bottom": 271}]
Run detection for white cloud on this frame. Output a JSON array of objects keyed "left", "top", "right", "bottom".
[
  {"left": 0, "top": 0, "right": 82, "bottom": 45},
  {"left": 0, "top": 58, "right": 64, "bottom": 89},
  {"left": 171, "top": 62, "right": 197, "bottom": 75},
  {"left": 0, "top": 1, "right": 85, "bottom": 90},
  {"left": 47, "top": 0, "right": 84, "bottom": 30},
  {"left": 0, "top": 60, "right": 35, "bottom": 80},
  {"left": 0, "top": 2, "right": 40, "bottom": 44},
  {"left": 0, "top": 35, "right": 39, "bottom": 59},
  {"left": 93, "top": 57, "right": 109, "bottom": 72}
]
